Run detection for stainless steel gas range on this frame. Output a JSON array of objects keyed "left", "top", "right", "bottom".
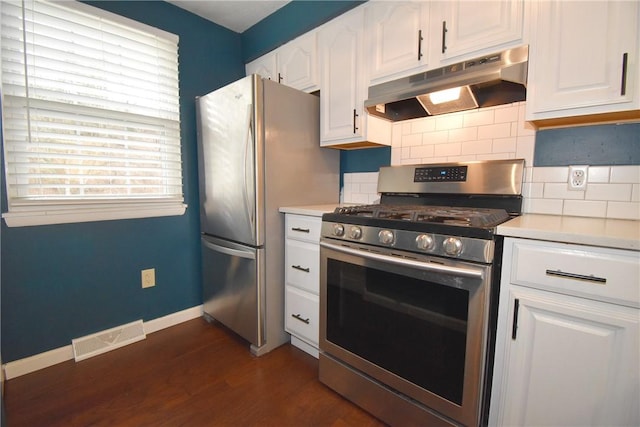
[{"left": 318, "top": 159, "right": 525, "bottom": 427}]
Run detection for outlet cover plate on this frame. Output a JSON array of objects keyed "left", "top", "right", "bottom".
[
  {"left": 568, "top": 165, "right": 588, "bottom": 191},
  {"left": 141, "top": 268, "right": 155, "bottom": 288}
]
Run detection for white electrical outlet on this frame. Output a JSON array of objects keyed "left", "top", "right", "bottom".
[
  {"left": 568, "top": 165, "right": 588, "bottom": 191},
  {"left": 141, "top": 268, "right": 155, "bottom": 288}
]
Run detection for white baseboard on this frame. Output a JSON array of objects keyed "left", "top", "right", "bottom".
[{"left": 2, "top": 305, "right": 203, "bottom": 380}]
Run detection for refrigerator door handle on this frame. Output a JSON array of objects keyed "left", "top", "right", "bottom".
[
  {"left": 244, "top": 104, "right": 255, "bottom": 232},
  {"left": 202, "top": 237, "right": 256, "bottom": 260}
]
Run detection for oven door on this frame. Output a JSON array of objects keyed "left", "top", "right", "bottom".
[{"left": 319, "top": 239, "right": 492, "bottom": 427}]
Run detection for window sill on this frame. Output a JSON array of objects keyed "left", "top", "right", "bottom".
[{"left": 2, "top": 203, "right": 187, "bottom": 227}]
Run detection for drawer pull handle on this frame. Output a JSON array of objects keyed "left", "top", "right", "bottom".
[
  {"left": 292, "top": 265, "right": 310, "bottom": 273},
  {"left": 621, "top": 52, "right": 628, "bottom": 96},
  {"left": 545, "top": 269, "right": 607, "bottom": 284},
  {"left": 291, "top": 227, "right": 310, "bottom": 233},
  {"left": 291, "top": 313, "right": 310, "bottom": 324}
]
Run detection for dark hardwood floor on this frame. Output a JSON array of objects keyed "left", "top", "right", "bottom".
[{"left": 3, "top": 318, "right": 386, "bottom": 427}]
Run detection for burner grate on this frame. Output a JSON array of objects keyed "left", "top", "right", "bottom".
[{"left": 334, "top": 204, "right": 510, "bottom": 228}]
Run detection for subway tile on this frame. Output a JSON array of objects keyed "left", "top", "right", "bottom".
[
  {"left": 450, "top": 155, "right": 479, "bottom": 162},
  {"left": 355, "top": 172, "right": 379, "bottom": 183},
  {"left": 345, "top": 193, "right": 370, "bottom": 204},
  {"left": 563, "top": 200, "right": 607, "bottom": 218},
  {"left": 606, "top": 202, "right": 640, "bottom": 220},
  {"left": 449, "top": 126, "right": 479, "bottom": 142},
  {"left": 544, "top": 182, "right": 585, "bottom": 200},
  {"left": 401, "top": 121, "right": 413, "bottom": 135},
  {"left": 587, "top": 166, "right": 610, "bottom": 183},
  {"left": 523, "top": 198, "right": 564, "bottom": 215},
  {"left": 435, "top": 114, "right": 464, "bottom": 131},
  {"left": 411, "top": 144, "right": 435, "bottom": 159},
  {"left": 515, "top": 135, "right": 535, "bottom": 167},
  {"left": 610, "top": 165, "right": 640, "bottom": 183},
  {"left": 391, "top": 147, "right": 402, "bottom": 165},
  {"left": 463, "top": 109, "right": 495, "bottom": 127},
  {"left": 461, "top": 139, "right": 492, "bottom": 155},
  {"left": 477, "top": 153, "right": 513, "bottom": 161},
  {"left": 402, "top": 133, "right": 423, "bottom": 147},
  {"left": 585, "top": 183, "right": 632, "bottom": 202},
  {"left": 434, "top": 142, "right": 462, "bottom": 157},
  {"left": 359, "top": 183, "right": 379, "bottom": 195},
  {"left": 532, "top": 167, "right": 568, "bottom": 183},
  {"left": 494, "top": 104, "right": 519, "bottom": 123},
  {"left": 343, "top": 174, "right": 353, "bottom": 184},
  {"left": 478, "top": 122, "right": 511, "bottom": 139},
  {"left": 632, "top": 184, "right": 639, "bottom": 202},
  {"left": 523, "top": 182, "right": 544, "bottom": 198},
  {"left": 392, "top": 124, "right": 403, "bottom": 146},
  {"left": 523, "top": 166, "right": 534, "bottom": 183},
  {"left": 427, "top": 156, "right": 449, "bottom": 164},
  {"left": 492, "top": 137, "right": 517, "bottom": 153},
  {"left": 423, "top": 130, "right": 449, "bottom": 144},
  {"left": 410, "top": 118, "right": 435, "bottom": 134}
]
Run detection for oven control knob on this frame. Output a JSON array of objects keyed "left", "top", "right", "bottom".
[
  {"left": 349, "top": 226, "right": 362, "bottom": 240},
  {"left": 332, "top": 224, "right": 345, "bottom": 237},
  {"left": 378, "top": 229, "right": 394, "bottom": 245},
  {"left": 443, "top": 237, "right": 463, "bottom": 256},
  {"left": 415, "top": 234, "right": 435, "bottom": 251}
]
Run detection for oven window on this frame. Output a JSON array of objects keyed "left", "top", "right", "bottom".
[{"left": 326, "top": 259, "right": 468, "bottom": 405}]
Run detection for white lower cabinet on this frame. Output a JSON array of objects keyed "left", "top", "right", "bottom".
[
  {"left": 490, "top": 238, "right": 640, "bottom": 426},
  {"left": 283, "top": 213, "right": 322, "bottom": 357}
]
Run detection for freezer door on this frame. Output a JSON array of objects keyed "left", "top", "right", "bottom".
[
  {"left": 196, "top": 75, "right": 259, "bottom": 245},
  {"left": 201, "top": 235, "right": 264, "bottom": 347}
]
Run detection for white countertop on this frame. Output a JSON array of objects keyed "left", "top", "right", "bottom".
[
  {"left": 498, "top": 214, "right": 640, "bottom": 251},
  {"left": 279, "top": 204, "right": 341, "bottom": 217}
]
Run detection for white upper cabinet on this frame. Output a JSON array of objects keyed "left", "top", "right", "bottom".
[
  {"left": 365, "top": 0, "right": 526, "bottom": 85},
  {"left": 246, "top": 52, "right": 277, "bottom": 82},
  {"left": 434, "top": 0, "right": 525, "bottom": 63},
  {"left": 275, "top": 32, "right": 318, "bottom": 92},
  {"left": 526, "top": 0, "right": 639, "bottom": 122},
  {"left": 366, "top": 1, "right": 431, "bottom": 84},
  {"left": 246, "top": 32, "right": 319, "bottom": 92},
  {"left": 318, "top": 6, "right": 391, "bottom": 148}
]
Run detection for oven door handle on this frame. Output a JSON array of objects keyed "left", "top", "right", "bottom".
[{"left": 320, "top": 241, "right": 485, "bottom": 279}]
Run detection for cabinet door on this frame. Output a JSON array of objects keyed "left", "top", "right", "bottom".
[
  {"left": 245, "top": 52, "right": 277, "bottom": 81},
  {"left": 526, "top": 0, "right": 638, "bottom": 119},
  {"left": 437, "top": 0, "right": 524, "bottom": 61},
  {"left": 277, "top": 33, "right": 318, "bottom": 92},
  {"left": 366, "top": 1, "right": 430, "bottom": 84},
  {"left": 495, "top": 286, "right": 639, "bottom": 426},
  {"left": 318, "top": 9, "right": 365, "bottom": 143}
]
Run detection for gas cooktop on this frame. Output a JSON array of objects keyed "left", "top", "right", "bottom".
[{"left": 332, "top": 204, "right": 511, "bottom": 228}]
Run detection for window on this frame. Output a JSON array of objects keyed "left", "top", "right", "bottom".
[{"left": 1, "top": 0, "right": 184, "bottom": 227}]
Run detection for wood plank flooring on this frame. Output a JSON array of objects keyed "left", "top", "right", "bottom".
[{"left": 3, "top": 318, "right": 387, "bottom": 427}]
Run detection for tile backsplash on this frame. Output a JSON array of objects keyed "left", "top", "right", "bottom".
[{"left": 341, "top": 102, "right": 640, "bottom": 221}]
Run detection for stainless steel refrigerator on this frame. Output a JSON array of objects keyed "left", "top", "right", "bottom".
[{"left": 196, "top": 75, "right": 339, "bottom": 356}]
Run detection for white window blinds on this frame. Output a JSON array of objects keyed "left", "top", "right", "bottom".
[{"left": 1, "top": 0, "right": 184, "bottom": 226}]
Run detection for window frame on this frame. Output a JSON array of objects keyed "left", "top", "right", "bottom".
[{"left": 1, "top": 0, "right": 186, "bottom": 227}]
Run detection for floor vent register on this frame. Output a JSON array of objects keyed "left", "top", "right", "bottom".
[{"left": 72, "top": 319, "right": 146, "bottom": 362}]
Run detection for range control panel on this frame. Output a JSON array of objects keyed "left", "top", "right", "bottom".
[{"left": 414, "top": 165, "right": 468, "bottom": 182}]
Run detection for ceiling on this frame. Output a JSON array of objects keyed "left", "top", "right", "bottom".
[{"left": 167, "top": 1, "right": 291, "bottom": 33}]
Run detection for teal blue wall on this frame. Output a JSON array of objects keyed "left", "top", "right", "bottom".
[{"left": 1, "top": 1, "right": 245, "bottom": 362}]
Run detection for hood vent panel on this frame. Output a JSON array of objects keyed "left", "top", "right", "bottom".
[{"left": 365, "top": 45, "right": 529, "bottom": 121}]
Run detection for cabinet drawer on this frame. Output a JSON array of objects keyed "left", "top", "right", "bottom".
[
  {"left": 285, "top": 287, "right": 319, "bottom": 345},
  {"left": 285, "top": 239, "right": 319, "bottom": 294},
  {"left": 285, "top": 214, "right": 321, "bottom": 243},
  {"left": 511, "top": 240, "right": 640, "bottom": 307}
]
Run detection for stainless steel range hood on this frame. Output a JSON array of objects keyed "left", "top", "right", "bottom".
[{"left": 365, "top": 45, "right": 528, "bottom": 121}]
